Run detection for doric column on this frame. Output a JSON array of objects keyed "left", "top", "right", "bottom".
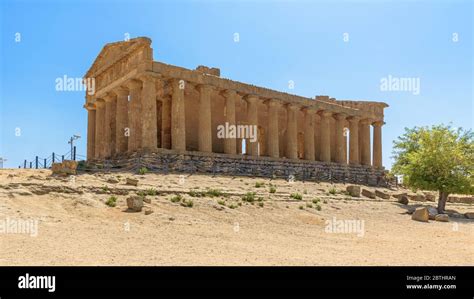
[
  {"left": 139, "top": 74, "right": 158, "bottom": 152},
  {"left": 303, "top": 107, "right": 316, "bottom": 161},
  {"left": 267, "top": 99, "right": 281, "bottom": 158},
  {"left": 314, "top": 113, "right": 321, "bottom": 160},
  {"left": 171, "top": 79, "right": 186, "bottom": 151},
  {"left": 372, "top": 121, "right": 383, "bottom": 168},
  {"left": 245, "top": 95, "right": 259, "bottom": 156},
  {"left": 86, "top": 106, "right": 96, "bottom": 160},
  {"left": 330, "top": 118, "right": 336, "bottom": 162},
  {"left": 197, "top": 85, "right": 213, "bottom": 152},
  {"left": 348, "top": 116, "right": 360, "bottom": 165},
  {"left": 223, "top": 90, "right": 237, "bottom": 155},
  {"left": 161, "top": 96, "right": 172, "bottom": 149},
  {"left": 335, "top": 113, "right": 347, "bottom": 164},
  {"left": 125, "top": 80, "right": 142, "bottom": 153},
  {"left": 360, "top": 118, "right": 371, "bottom": 166},
  {"left": 104, "top": 93, "right": 117, "bottom": 158},
  {"left": 286, "top": 104, "right": 299, "bottom": 159},
  {"left": 319, "top": 111, "right": 332, "bottom": 162},
  {"left": 114, "top": 87, "right": 128, "bottom": 155},
  {"left": 94, "top": 99, "right": 105, "bottom": 159}
]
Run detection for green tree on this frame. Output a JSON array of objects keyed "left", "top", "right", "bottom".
[{"left": 392, "top": 124, "right": 474, "bottom": 213}]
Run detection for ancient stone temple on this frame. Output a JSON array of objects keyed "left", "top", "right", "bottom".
[{"left": 84, "top": 37, "right": 388, "bottom": 185}]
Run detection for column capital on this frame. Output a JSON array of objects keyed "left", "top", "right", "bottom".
[
  {"left": 372, "top": 120, "right": 385, "bottom": 127},
  {"left": 319, "top": 110, "right": 333, "bottom": 117},
  {"left": 137, "top": 73, "right": 155, "bottom": 83},
  {"left": 221, "top": 89, "right": 237, "bottom": 98},
  {"left": 124, "top": 79, "right": 142, "bottom": 90},
  {"left": 287, "top": 103, "right": 300, "bottom": 111},
  {"left": 302, "top": 105, "right": 318, "bottom": 113},
  {"left": 95, "top": 98, "right": 105, "bottom": 107},
  {"left": 196, "top": 84, "right": 214, "bottom": 92},
  {"left": 103, "top": 92, "right": 116, "bottom": 102},
  {"left": 244, "top": 94, "right": 259, "bottom": 104},
  {"left": 114, "top": 87, "right": 129, "bottom": 97},
  {"left": 347, "top": 115, "right": 361, "bottom": 123},
  {"left": 360, "top": 118, "right": 373, "bottom": 125},
  {"left": 267, "top": 98, "right": 282, "bottom": 107},
  {"left": 85, "top": 102, "right": 96, "bottom": 111},
  {"left": 335, "top": 113, "right": 347, "bottom": 121}
]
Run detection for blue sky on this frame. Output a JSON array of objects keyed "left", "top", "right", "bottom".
[{"left": 1, "top": 0, "right": 472, "bottom": 168}]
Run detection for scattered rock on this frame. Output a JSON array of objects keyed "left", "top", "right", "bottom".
[
  {"left": 51, "top": 160, "right": 78, "bottom": 176},
  {"left": 412, "top": 207, "right": 429, "bottom": 222},
  {"left": 107, "top": 177, "right": 119, "bottom": 184},
  {"left": 423, "top": 192, "right": 436, "bottom": 202},
  {"left": 126, "top": 196, "right": 143, "bottom": 212},
  {"left": 408, "top": 193, "right": 426, "bottom": 202},
  {"left": 169, "top": 217, "right": 175, "bottom": 221},
  {"left": 213, "top": 205, "right": 225, "bottom": 211},
  {"left": 427, "top": 207, "right": 438, "bottom": 220},
  {"left": 397, "top": 195, "right": 409, "bottom": 205},
  {"left": 392, "top": 192, "right": 407, "bottom": 200},
  {"left": 126, "top": 178, "right": 139, "bottom": 186},
  {"left": 143, "top": 197, "right": 151, "bottom": 204},
  {"left": 144, "top": 209, "right": 154, "bottom": 215},
  {"left": 346, "top": 185, "right": 360, "bottom": 197},
  {"left": 361, "top": 189, "right": 376, "bottom": 199},
  {"left": 435, "top": 214, "right": 449, "bottom": 222},
  {"left": 464, "top": 212, "right": 474, "bottom": 219},
  {"left": 375, "top": 190, "right": 390, "bottom": 199}
]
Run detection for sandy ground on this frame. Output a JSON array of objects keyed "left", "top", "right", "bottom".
[{"left": 0, "top": 169, "right": 472, "bottom": 266}]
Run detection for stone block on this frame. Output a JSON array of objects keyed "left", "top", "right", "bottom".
[
  {"left": 126, "top": 196, "right": 143, "bottom": 212},
  {"left": 361, "top": 189, "right": 376, "bottom": 199},
  {"left": 375, "top": 189, "right": 390, "bottom": 199},
  {"left": 346, "top": 185, "right": 360, "bottom": 197},
  {"left": 412, "top": 207, "right": 429, "bottom": 222}
]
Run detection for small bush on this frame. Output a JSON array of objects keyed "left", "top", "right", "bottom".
[
  {"left": 170, "top": 194, "right": 183, "bottom": 203},
  {"left": 306, "top": 203, "right": 313, "bottom": 208},
  {"left": 242, "top": 192, "right": 256, "bottom": 202},
  {"left": 138, "top": 167, "right": 148, "bottom": 175},
  {"left": 255, "top": 182, "right": 265, "bottom": 188},
  {"left": 180, "top": 198, "right": 194, "bottom": 208},
  {"left": 269, "top": 186, "right": 276, "bottom": 193},
  {"left": 258, "top": 202, "right": 264, "bottom": 207},
  {"left": 188, "top": 190, "right": 204, "bottom": 197},
  {"left": 145, "top": 188, "right": 158, "bottom": 196},
  {"left": 217, "top": 199, "right": 226, "bottom": 206},
  {"left": 312, "top": 198, "right": 320, "bottom": 204},
  {"left": 228, "top": 203, "right": 237, "bottom": 209},
  {"left": 105, "top": 196, "right": 117, "bottom": 207},
  {"left": 257, "top": 196, "right": 264, "bottom": 202},
  {"left": 206, "top": 188, "right": 223, "bottom": 197},
  {"left": 299, "top": 205, "right": 304, "bottom": 210},
  {"left": 290, "top": 193, "right": 303, "bottom": 200},
  {"left": 328, "top": 187, "right": 337, "bottom": 195},
  {"left": 315, "top": 204, "right": 322, "bottom": 211}
]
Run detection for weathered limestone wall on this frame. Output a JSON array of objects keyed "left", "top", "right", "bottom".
[{"left": 88, "top": 150, "right": 387, "bottom": 186}]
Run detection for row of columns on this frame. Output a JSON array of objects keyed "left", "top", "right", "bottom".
[{"left": 86, "top": 75, "right": 384, "bottom": 168}]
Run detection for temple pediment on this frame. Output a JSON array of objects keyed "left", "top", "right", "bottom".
[{"left": 84, "top": 37, "right": 152, "bottom": 80}]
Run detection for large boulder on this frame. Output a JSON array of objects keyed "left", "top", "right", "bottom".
[
  {"left": 361, "top": 189, "right": 376, "bottom": 199},
  {"left": 126, "top": 196, "right": 144, "bottom": 212},
  {"left": 375, "top": 190, "right": 390, "bottom": 199},
  {"left": 392, "top": 192, "right": 407, "bottom": 200},
  {"left": 398, "top": 195, "right": 409, "bottom": 205},
  {"left": 464, "top": 212, "right": 474, "bottom": 219},
  {"left": 51, "top": 160, "right": 78, "bottom": 176},
  {"left": 412, "top": 207, "right": 429, "bottom": 222},
  {"left": 346, "top": 185, "right": 360, "bottom": 197},
  {"left": 427, "top": 206, "right": 438, "bottom": 220},
  {"left": 435, "top": 214, "right": 449, "bottom": 222}
]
